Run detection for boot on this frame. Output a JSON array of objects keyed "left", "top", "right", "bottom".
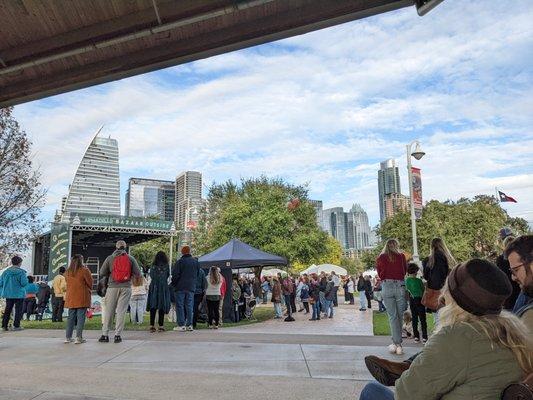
[{"left": 364, "top": 355, "right": 410, "bottom": 386}]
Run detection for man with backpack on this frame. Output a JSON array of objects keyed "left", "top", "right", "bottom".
[
  {"left": 171, "top": 245, "right": 199, "bottom": 332},
  {"left": 98, "top": 240, "right": 141, "bottom": 343}
]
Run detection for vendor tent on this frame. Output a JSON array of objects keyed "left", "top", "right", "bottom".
[
  {"left": 198, "top": 238, "right": 287, "bottom": 322},
  {"left": 301, "top": 264, "right": 347, "bottom": 276},
  {"left": 261, "top": 268, "right": 287, "bottom": 277}
]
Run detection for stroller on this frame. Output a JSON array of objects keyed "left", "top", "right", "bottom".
[{"left": 243, "top": 294, "right": 256, "bottom": 320}]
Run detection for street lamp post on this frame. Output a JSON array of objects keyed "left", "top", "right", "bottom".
[{"left": 406, "top": 140, "right": 425, "bottom": 264}]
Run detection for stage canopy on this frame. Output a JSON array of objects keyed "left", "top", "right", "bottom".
[{"left": 199, "top": 238, "right": 286, "bottom": 269}]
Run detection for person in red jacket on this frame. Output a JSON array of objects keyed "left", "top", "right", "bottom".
[{"left": 376, "top": 239, "right": 407, "bottom": 355}]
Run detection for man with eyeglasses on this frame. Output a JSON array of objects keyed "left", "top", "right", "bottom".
[{"left": 505, "top": 235, "right": 533, "bottom": 332}]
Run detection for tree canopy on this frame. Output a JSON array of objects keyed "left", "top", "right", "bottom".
[
  {"left": 193, "top": 176, "right": 338, "bottom": 268},
  {"left": 0, "top": 107, "right": 46, "bottom": 260},
  {"left": 377, "top": 195, "right": 530, "bottom": 262}
]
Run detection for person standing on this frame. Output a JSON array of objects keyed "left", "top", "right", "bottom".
[
  {"left": 0, "top": 256, "right": 28, "bottom": 331},
  {"left": 192, "top": 266, "right": 206, "bottom": 329},
  {"left": 281, "top": 275, "right": 295, "bottom": 317},
  {"left": 171, "top": 245, "right": 199, "bottom": 332},
  {"left": 146, "top": 251, "right": 171, "bottom": 333},
  {"left": 271, "top": 276, "right": 282, "bottom": 319},
  {"left": 52, "top": 267, "right": 67, "bottom": 322},
  {"left": 36, "top": 277, "right": 51, "bottom": 321},
  {"left": 324, "top": 275, "right": 335, "bottom": 318},
  {"left": 98, "top": 240, "right": 141, "bottom": 344},
  {"left": 318, "top": 274, "right": 327, "bottom": 315},
  {"left": 404, "top": 263, "right": 427, "bottom": 343},
  {"left": 261, "top": 277, "right": 270, "bottom": 304},
  {"left": 357, "top": 275, "right": 367, "bottom": 311},
  {"left": 205, "top": 266, "right": 223, "bottom": 329},
  {"left": 376, "top": 239, "right": 407, "bottom": 355},
  {"left": 300, "top": 277, "right": 310, "bottom": 314},
  {"left": 129, "top": 274, "right": 148, "bottom": 325},
  {"left": 364, "top": 275, "right": 373, "bottom": 309},
  {"left": 64, "top": 255, "right": 92, "bottom": 344},
  {"left": 22, "top": 276, "right": 39, "bottom": 320},
  {"left": 219, "top": 270, "right": 226, "bottom": 325},
  {"left": 347, "top": 276, "right": 355, "bottom": 305},
  {"left": 373, "top": 278, "right": 386, "bottom": 312},
  {"left": 232, "top": 277, "right": 242, "bottom": 322},
  {"left": 331, "top": 271, "right": 340, "bottom": 307},
  {"left": 252, "top": 276, "right": 262, "bottom": 306},
  {"left": 496, "top": 235, "right": 521, "bottom": 311},
  {"left": 422, "top": 237, "right": 456, "bottom": 325}
]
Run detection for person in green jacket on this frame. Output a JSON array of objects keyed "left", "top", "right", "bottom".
[
  {"left": 405, "top": 263, "right": 427, "bottom": 343},
  {"left": 359, "top": 258, "right": 532, "bottom": 400}
]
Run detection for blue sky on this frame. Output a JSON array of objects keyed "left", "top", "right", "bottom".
[{"left": 13, "top": 0, "right": 533, "bottom": 228}]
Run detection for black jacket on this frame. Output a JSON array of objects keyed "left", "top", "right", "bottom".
[
  {"left": 171, "top": 254, "right": 199, "bottom": 292},
  {"left": 423, "top": 251, "right": 449, "bottom": 290},
  {"left": 357, "top": 279, "right": 366, "bottom": 292},
  {"left": 37, "top": 282, "right": 51, "bottom": 307},
  {"left": 364, "top": 280, "right": 373, "bottom": 294},
  {"left": 325, "top": 280, "right": 336, "bottom": 301}
]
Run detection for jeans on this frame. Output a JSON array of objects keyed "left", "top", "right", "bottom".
[
  {"left": 333, "top": 287, "right": 339, "bottom": 307},
  {"left": 284, "top": 294, "right": 293, "bottom": 315},
  {"left": 2, "top": 298, "right": 24, "bottom": 329},
  {"left": 311, "top": 301, "right": 320, "bottom": 319},
  {"left": 175, "top": 291, "right": 194, "bottom": 327},
  {"left": 52, "top": 297, "right": 65, "bottom": 322},
  {"left": 409, "top": 296, "right": 428, "bottom": 340},
  {"left": 206, "top": 298, "right": 220, "bottom": 326},
  {"left": 359, "top": 381, "right": 395, "bottom": 400},
  {"left": 66, "top": 308, "right": 87, "bottom": 339},
  {"left": 324, "top": 299, "right": 334, "bottom": 317},
  {"left": 274, "top": 302, "right": 282, "bottom": 318},
  {"left": 382, "top": 280, "right": 407, "bottom": 345},
  {"left": 359, "top": 291, "right": 367, "bottom": 310},
  {"left": 129, "top": 295, "right": 146, "bottom": 324}
]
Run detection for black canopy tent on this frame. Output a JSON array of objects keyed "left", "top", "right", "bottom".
[{"left": 198, "top": 238, "right": 287, "bottom": 322}]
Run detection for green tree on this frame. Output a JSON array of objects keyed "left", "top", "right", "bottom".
[
  {"left": 340, "top": 256, "right": 365, "bottom": 276},
  {"left": 360, "top": 247, "right": 382, "bottom": 270},
  {"left": 193, "top": 176, "right": 331, "bottom": 268},
  {"left": 130, "top": 236, "right": 172, "bottom": 270},
  {"left": 377, "top": 195, "right": 530, "bottom": 262}
]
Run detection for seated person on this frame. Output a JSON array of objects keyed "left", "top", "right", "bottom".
[{"left": 360, "top": 258, "right": 532, "bottom": 400}]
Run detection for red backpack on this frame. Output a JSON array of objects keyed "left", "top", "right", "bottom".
[{"left": 112, "top": 253, "right": 132, "bottom": 283}]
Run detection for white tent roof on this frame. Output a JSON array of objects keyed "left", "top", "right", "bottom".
[
  {"left": 300, "top": 264, "right": 347, "bottom": 276},
  {"left": 261, "top": 268, "right": 287, "bottom": 277}
]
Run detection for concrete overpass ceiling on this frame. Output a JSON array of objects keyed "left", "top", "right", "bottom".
[{"left": 0, "top": 0, "right": 417, "bottom": 108}]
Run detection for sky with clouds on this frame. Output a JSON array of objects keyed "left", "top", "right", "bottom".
[{"left": 12, "top": 0, "right": 533, "bottom": 228}]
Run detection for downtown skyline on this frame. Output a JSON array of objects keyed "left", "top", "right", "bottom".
[{"left": 11, "top": 0, "right": 533, "bottom": 228}]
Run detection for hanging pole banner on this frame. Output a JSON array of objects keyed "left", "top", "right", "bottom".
[
  {"left": 411, "top": 167, "right": 423, "bottom": 219},
  {"left": 47, "top": 223, "right": 70, "bottom": 281}
]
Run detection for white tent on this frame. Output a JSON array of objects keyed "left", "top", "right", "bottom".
[
  {"left": 261, "top": 268, "right": 287, "bottom": 277},
  {"left": 299, "top": 264, "right": 317, "bottom": 275},
  {"left": 300, "top": 264, "right": 347, "bottom": 276}
]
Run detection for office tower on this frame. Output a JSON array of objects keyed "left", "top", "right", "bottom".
[
  {"left": 125, "top": 178, "right": 175, "bottom": 220},
  {"left": 175, "top": 171, "right": 203, "bottom": 229},
  {"left": 378, "top": 159, "right": 401, "bottom": 223},
  {"left": 384, "top": 193, "right": 410, "bottom": 219},
  {"left": 62, "top": 128, "right": 120, "bottom": 215},
  {"left": 309, "top": 199, "right": 324, "bottom": 229},
  {"left": 346, "top": 204, "right": 371, "bottom": 250},
  {"left": 322, "top": 207, "right": 349, "bottom": 249}
]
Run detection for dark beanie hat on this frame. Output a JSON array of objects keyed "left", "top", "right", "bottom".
[
  {"left": 448, "top": 258, "right": 512, "bottom": 316},
  {"left": 181, "top": 245, "right": 191, "bottom": 255}
]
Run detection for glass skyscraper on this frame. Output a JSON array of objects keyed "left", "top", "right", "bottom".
[
  {"left": 175, "top": 171, "right": 204, "bottom": 230},
  {"left": 323, "top": 204, "right": 371, "bottom": 250},
  {"left": 62, "top": 129, "right": 120, "bottom": 215},
  {"left": 378, "top": 158, "right": 401, "bottom": 223},
  {"left": 125, "top": 178, "right": 175, "bottom": 220}
]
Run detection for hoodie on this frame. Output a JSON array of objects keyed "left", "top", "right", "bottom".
[
  {"left": 0, "top": 266, "right": 29, "bottom": 299},
  {"left": 99, "top": 249, "right": 141, "bottom": 289}
]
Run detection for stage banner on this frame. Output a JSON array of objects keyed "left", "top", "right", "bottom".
[
  {"left": 48, "top": 223, "right": 70, "bottom": 281},
  {"left": 75, "top": 213, "right": 174, "bottom": 231},
  {"left": 411, "top": 167, "right": 423, "bottom": 219}
]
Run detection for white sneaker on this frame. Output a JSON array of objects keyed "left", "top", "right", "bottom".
[
  {"left": 173, "top": 326, "right": 186, "bottom": 332},
  {"left": 186, "top": 325, "right": 194, "bottom": 332},
  {"left": 64, "top": 338, "right": 73, "bottom": 344},
  {"left": 74, "top": 337, "right": 86, "bottom": 344},
  {"left": 395, "top": 345, "right": 404, "bottom": 356},
  {"left": 388, "top": 344, "right": 397, "bottom": 354}
]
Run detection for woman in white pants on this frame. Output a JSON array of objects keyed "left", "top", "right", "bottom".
[{"left": 130, "top": 275, "right": 148, "bottom": 324}]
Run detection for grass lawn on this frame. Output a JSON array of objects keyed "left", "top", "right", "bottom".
[
  {"left": 373, "top": 310, "right": 435, "bottom": 336},
  {"left": 21, "top": 306, "right": 275, "bottom": 331}
]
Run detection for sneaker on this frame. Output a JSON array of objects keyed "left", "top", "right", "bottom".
[
  {"left": 74, "top": 338, "right": 86, "bottom": 344},
  {"left": 388, "top": 344, "right": 397, "bottom": 354},
  {"left": 214, "top": 325, "right": 219, "bottom": 330},
  {"left": 113, "top": 335, "right": 122, "bottom": 343},
  {"left": 157, "top": 327, "right": 166, "bottom": 332},
  {"left": 173, "top": 326, "right": 186, "bottom": 332},
  {"left": 186, "top": 326, "right": 194, "bottom": 332},
  {"left": 12, "top": 327, "right": 24, "bottom": 331},
  {"left": 98, "top": 335, "right": 109, "bottom": 343},
  {"left": 309, "top": 318, "right": 317, "bottom": 321},
  {"left": 414, "top": 337, "right": 420, "bottom": 343},
  {"left": 149, "top": 327, "right": 156, "bottom": 333},
  {"left": 395, "top": 345, "right": 404, "bottom": 356},
  {"left": 422, "top": 338, "right": 427, "bottom": 344},
  {"left": 64, "top": 338, "right": 73, "bottom": 343}
]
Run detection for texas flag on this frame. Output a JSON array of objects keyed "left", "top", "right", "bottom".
[{"left": 498, "top": 191, "right": 517, "bottom": 203}]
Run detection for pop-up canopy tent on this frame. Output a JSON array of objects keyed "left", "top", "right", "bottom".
[
  {"left": 261, "top": 268, "right": 287, "bottom": 278},
  {"left": 300, "top": 263, "right": 347, "bottom": 276},
  {"left": 199, "top": 238, "right": 287, "bottom": 322}
]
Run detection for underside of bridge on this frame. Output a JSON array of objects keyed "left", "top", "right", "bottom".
[{"left": 0, "top": 0, "right": 420, "bottom": 108}]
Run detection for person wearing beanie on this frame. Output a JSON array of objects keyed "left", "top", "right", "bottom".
[
  {"left": 360, "top": 258, "right": 532, "bottom": 400},
  {"left": 171, "top": 245, "right": 199, "bottom": 332}
]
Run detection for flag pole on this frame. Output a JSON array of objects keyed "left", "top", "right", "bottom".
[{"left": 495, "top": 187, "right": 500, "bottom": 203}]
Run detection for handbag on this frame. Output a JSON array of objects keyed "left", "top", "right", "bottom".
[{"left": 421, "top": 287, "right": 441, "bottom": 311}]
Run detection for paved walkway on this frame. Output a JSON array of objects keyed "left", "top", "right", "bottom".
[{"left": 0, "top": 304, "right": 422, "bottom": 400}]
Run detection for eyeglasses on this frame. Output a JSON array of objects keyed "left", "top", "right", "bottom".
[{"left": 510, "top": 263, "right": 526, "bottom": 276}]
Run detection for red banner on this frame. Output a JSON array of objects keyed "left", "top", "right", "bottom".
[{"left": 411, "top": 167, "right": 423, "bottom": 219}]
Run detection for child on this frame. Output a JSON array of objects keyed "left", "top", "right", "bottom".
[
  {"left": 402, "top": 310, "right": 413, "bottom": 338},
  {"left": 130, "top": 275, "right": 148, "bottom": 324},
  {"left": 405, "top": 262, "right": 428, "bottom": 343},
  {"left": 22, "top": 276, "right": 39, "bottom": 320}
]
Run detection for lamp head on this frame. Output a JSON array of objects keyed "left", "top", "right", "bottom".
[{"left": 411, "top": 142, "right": 425, "bottom": 160}]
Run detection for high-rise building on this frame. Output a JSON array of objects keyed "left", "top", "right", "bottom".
[
  {"left": 378, "top": 159, "right": 401, "bottom": 223},
  {"left": 175, "top": 171, "right": 204, "bottom": 230},
  {"left": 384, "top": 193, "right": 410, "bottom": 219},
  {"left": 62, "top": 128, "right": 120, "bottom": 215},
  {"left": 309, "top": 199, "right": 323, "bottom": 228},
  {"left": 322, "top": 207, "right": 349, "bottom": 249},
  {"left": 125, "top": 178, "right": 175, "bottom": 220},
  {"left": 346, "top": 204, "right": 371, "bottom": 250}
]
